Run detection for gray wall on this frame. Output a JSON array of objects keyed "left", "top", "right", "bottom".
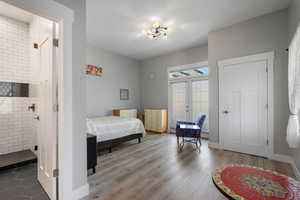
[
  {"left": 54, "top": 0, "right": 87, "bottom": 191},
  {"left": 86, "top": 46, "right": 141, "bottom": 116},
  {"left": 289, "top": 0, "right": 300, "bottom": 40},
  {"left": 140, "top": 45, "right": 208, "bottom": 111},
  {"left": 288, "top": 0, "right": 300, "bottom": 174},
  {"left": 208, "top": 9, "right": 290, "bottom": 155}
]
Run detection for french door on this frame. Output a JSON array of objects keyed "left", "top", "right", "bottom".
[
  {"left": 170, "top": 81, "right": 188, "bottom": 129},
  {"left": 169, "top": 79, "right": 209, "bottom": 131}
]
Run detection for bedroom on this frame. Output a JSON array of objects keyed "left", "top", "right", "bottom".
[
  {"left": 84, "top": 0, "right": 300, "bottom": 200},
  {"left": 0, "top": 0, "right": 300, "bottom": 200}
]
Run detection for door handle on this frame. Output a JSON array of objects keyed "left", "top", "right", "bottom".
[
  {"left": 223, "top": 110, "right": 230, "bottom": 114},
  {"left": 28, "top": 104, "right": 36, "bottom": 112},
  {"left": 34, "top": 115, "right": 40, "bottom": 120}
]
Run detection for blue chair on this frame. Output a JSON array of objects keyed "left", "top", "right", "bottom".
[{"left": 176, "top": 114, "right": 206, "bottom": 151}]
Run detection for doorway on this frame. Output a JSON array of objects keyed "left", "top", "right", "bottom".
[
  {"left": 168, "top": 62, "right": 209, "bottom": 134},
  {"left": 218, "top": 52, "right": 274, "bottom": 157},
  {"left": 0, "top": 2, "right": 59, "bottom": 199}
]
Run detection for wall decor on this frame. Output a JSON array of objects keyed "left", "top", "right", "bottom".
[
  {"left": 120, "top": 89, "right": 129, "bottom": 100},
  {"left": 86, "top": 64, "right": 103, "bottom": 76}
]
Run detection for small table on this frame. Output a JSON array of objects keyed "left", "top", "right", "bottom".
[{"left": 177, "top": 124, "right": 201, "bottom": 151}]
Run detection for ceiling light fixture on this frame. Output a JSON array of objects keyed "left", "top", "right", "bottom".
[{"left": 143, "top": 22, "right": 170, "bottom": 40}]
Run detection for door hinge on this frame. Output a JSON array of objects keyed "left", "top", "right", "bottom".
[
  {"left": 53, "top": 38, "right": 59, "bottom": 47},
  {"left": 53, "top": 104, "right": 59, "bottom": 112},
  {"left": 53, "top": 169, "right": 59, "bottom": 178}
]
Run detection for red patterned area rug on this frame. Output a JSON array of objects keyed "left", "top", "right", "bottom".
[{"left": 212, "top": 165, "right": 300, "bottom": 200}]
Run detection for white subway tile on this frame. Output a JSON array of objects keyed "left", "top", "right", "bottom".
[{"left": 0, "top": 15, "right": 36, "bottom": 154}]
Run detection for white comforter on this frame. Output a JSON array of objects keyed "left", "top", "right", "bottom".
[{"left": 86, "top": 116, "right": 146, "bottom": 142}]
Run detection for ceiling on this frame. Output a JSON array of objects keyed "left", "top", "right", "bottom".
[
  {"left": 88, "top": 0, "right": 291, "bottom": 60},
  {"left": 0, "top": 1, "right": 34, "bottom": 23}
]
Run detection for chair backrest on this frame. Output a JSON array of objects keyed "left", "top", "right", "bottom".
[{"left": 196, "top": 114, "right": 206, "bottom": 129}]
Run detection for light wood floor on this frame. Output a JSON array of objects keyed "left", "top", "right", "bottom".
[{"left": 83, "top": 134, "right": 294, "bottom": 200}]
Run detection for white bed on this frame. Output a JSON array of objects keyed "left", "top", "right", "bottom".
[{"left": 87, "top": 116, "right": 146, "bottom": 142}]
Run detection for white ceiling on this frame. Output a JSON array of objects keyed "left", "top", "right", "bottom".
[
  {"left": 88, "top": 0, "right": 291, "bottom": 60},
  {"left": 0, "top": 1, "right": 34, "bottom": 23}
]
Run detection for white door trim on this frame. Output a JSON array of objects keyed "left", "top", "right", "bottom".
[
  {"left": 218, "top": 51, "right": 274, "bottom": 158},
  {"left": 167, "top": 61, "right": 209, "bottom": 132},
  {"left": 3, "top": 0, "right": 76, "bottom": 199}
]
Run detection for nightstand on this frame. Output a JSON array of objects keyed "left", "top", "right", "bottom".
[{"left": 87, "top": 134, "right": 97, "bottom": 174}]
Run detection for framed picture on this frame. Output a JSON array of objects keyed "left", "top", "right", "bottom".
[
  {"left": 85, "top": 64, "right": 103, "bottom": 76},
  {"left": 120, "top": 89, "right": 129, "bottom": 100}
]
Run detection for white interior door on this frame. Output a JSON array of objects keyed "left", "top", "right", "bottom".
[
  {"left": 170, "top": 81, "right": 188, "bottom": 129},
  {"left": 219, "top": 59, "right": 268, "bottom": 157},
  {"left": 36, "top": 19, "right": 58, "bottom": 200}
]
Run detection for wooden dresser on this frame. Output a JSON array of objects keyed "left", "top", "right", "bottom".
[
  {"left": 113, "top": 109, "right": 137, "bottom": 118},
  {"left": 144, "top": 109, "right": 168, "bottom": 133}
]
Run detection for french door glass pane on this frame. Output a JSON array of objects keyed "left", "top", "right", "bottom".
[
  {"left": 192, "top": 80, "right": 209, "bottom": 132},
  {"left": 171, "top": 82, "right": 187, "bottom": 128}
]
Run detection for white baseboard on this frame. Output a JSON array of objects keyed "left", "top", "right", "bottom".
[
  {"left": 72, "top": 183, "right": 89, "bottom": 200},
  {"left": 208, "top": 142, "right": 222, "bottom": 149}
]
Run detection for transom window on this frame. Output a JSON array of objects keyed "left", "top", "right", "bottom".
[{"left": 169, "top": 67, "right": 208, "bottom": 80}]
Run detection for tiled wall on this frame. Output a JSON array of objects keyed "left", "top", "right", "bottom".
[
  {"left": 0, "top": 15, "right": 36, "bottom": 154},
  {"left": 0, "top": 15, "right": 33, "bottom": 83},
  {"left": 0, "top": 98, "right": 37, "bottom": 154}
]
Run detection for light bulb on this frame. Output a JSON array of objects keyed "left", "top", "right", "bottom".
[{"left": 153, "top": 22, "right": 160, "bottom": 29}]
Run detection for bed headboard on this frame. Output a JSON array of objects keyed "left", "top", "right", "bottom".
[{"left": 112, "top": 109, "right": 137, "bottom": 118}]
